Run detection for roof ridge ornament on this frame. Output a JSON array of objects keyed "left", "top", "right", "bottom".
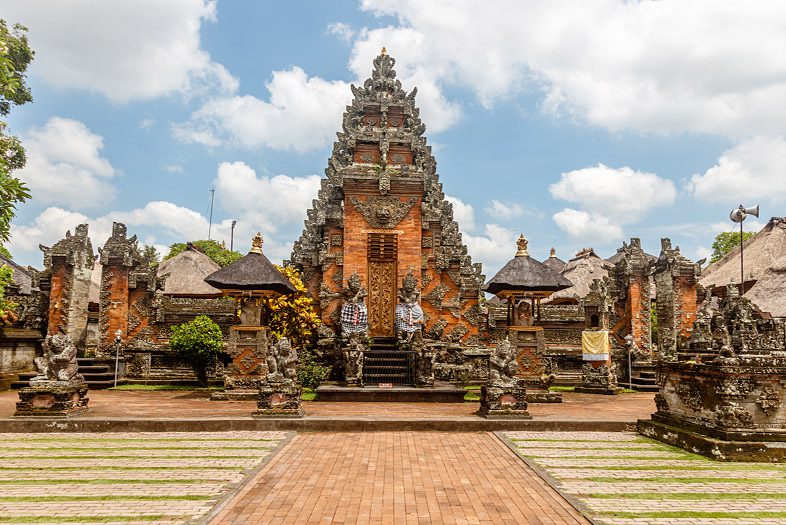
[
  {"left": 515, "top": 234, "right": 529, "bottom": 257},
  {"left": 250, "top": 232, "right": 263, "bottom": 254},
  {"left": 549, "top": 247, "right": 556, "bottom": 258}
]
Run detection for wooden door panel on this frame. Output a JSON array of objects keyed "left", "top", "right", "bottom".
[{"left": 368, "top": 261, "right": 396, "bottom": 336}]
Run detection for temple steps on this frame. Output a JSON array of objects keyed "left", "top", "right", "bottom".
[
  {"left": 630, "top": 365, "right": 659, "bottom": 392},
  {"left": 363, "top": 337, "right": 413, "bottom": 386},
  {"left": 10, "top": 358, "right": 125, "bottom": 390}
]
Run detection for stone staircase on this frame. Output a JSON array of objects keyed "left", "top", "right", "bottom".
[
  {"left": 630, "top": 364, "right": 659, "bottom": 392},
  {"left": 11, "top": 357, "right": 124, "bottom": 390},
  {"left": 363, "top": 337, "right": 414, "bottom": 386}
]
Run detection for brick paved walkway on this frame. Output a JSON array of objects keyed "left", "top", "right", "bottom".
[
  {"left": 209, "top": 431, "right": 590, "bottom": 525},
  {"left": 0, "top": 389, "right": 655, "bottom": 421},
  {"left": 504, "top": 431, "right": 786, "bottom": 525}
]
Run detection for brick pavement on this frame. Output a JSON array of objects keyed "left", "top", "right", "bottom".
[
  {"left": 0, "top": 388, "right": 655, "bottom": 421},
  {"left": 504, "top": 431, "right": 786, "bottom": 525},
  {"left": 209, "top": 431, "right": 590, "bottom": 525}
]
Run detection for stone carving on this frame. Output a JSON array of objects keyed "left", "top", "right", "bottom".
[
  {"left": 349, "top": 196, "right": 418, "bottom": 229},
  {"left": 581, "top": 363, "right": 618, "bottom": 389},
  {"left": 489, "top": 337, "right": 519, "bottom": 387},
  {"left": 343, "top": 333, "right": 366, "bottom": 386},
  {"left": 327, "top": 273, "right": 368, "bottom": 336},
  {"left": 32, "top": 334, "right": 83, "bottom": 385},
  {"left": 715, "top": 402, "right": 754, "bottom": 428},
  {"left": 396, "top": 270, "right": 424, "bottom": 344},
  {"left": 266, "top": 337, "right": 298, "bottom": 385},
  {"left": 757, "top": 386, "right": 781, "bottom": 415}
]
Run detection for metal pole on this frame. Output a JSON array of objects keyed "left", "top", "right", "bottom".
[
  {"left": 628, "top": 345, "right": 633, "bottom": 390},
  {"left": 113, "top": 338, "right": 120, "bottom": 388},
  {"left": 740, "top": 220, "right": 745, "bottom": 295},
  {"left": 208, "top": 189, "right": 215, "bottom": 240},
  {"left": 230, "top": 220, "right": 236, "bottom": 252}
]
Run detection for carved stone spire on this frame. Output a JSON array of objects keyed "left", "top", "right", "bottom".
[
  {"left": 549, "top": 247, "right": 557, "bottom": 258},
  {"left": 250, "top": 233, "right": 264, "bottom": 254}
]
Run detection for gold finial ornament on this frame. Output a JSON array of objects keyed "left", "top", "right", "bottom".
[
  {"left": 549, "top": 247, "right": 556, "bottom": 258},
  {"left": 250, "top": 232, "right": 264, "bottom": 254},
  {"left": 515, "top": 234, "right": 529, "bottom": 257},
  {"left": 380, "top": 47, "right": 387, "bottom": 55}
]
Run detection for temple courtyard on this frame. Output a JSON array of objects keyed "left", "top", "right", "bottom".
[{"left": 1, "top": 391, "right": 786, "bottom": 525}]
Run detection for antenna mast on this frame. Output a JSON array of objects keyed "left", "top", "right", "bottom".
[{"left": 208, "top": 188, "right": 215, "bottom": 240}]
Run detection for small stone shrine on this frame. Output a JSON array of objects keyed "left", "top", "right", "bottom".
[
  {"left": 575, "top": 277, "right": 623, "bottom": 394},
  {"left": 479, "top": 336, "right": 530, "bottom": 419},
  {"left": 204, "top": 234, "right": 296, "bottom": 400},
  {"left": 639, "top": 283, "right": 786, "bottom": 461},
  {"left": 15, "top": 334, "right": 89, "bottom": 417},
  {"left": 484, "top": 234, "right": 572, "bottom": 402},
  {"left": 255, "top": 336, "right": 303, "bottom": 418}
]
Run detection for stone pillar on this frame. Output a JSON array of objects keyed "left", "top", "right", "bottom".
[
  {"left": 609, "top": 238, "right": 653, "bottom": 361},
  {"left": 653, "top": 238, "right": 700, "bottom": 361},
  {"left": 97, "top": 223, "right": 138, "bottom": 354},
  {"left": 211, "top": 322, "right": 269, "bottom": 401},
  {"left": 39, "top": 224, "right": 95, "bottom": 348}
]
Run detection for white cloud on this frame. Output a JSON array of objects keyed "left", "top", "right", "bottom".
[
  {"left": 3, "top": 0, "right": 236, "bottom": 102},
  {"left": 166, "top": 164, "right": 184, "bottom": 174},
  {"left": 138, "top": 118, "right": 156, "bottom": 130},
  {"left": 327, "top": 22, "right": 355, "bottom": 43},
  {"left": 552, "top": 208, "right": 624, "bottom": 245},
  {"left": 549, "top": 164, "right": 675, "bottom": 245},
  {"left": 485, "top": 200, "right": 524, "bottom": 221},
  {"left": 17, "top": 117, "right": 117, "bottom": 209},
  {"left": 445, "top": 195, "right": 476, "bottom": 232},
  {"left": 173, "top": 67, "right": 352, "bottom": 152},
  {"left": 688, "top": 136, "right": 786, "bottom": 203},
  {"left": 353, "top": 0, "right": 786, "bottom": 137},
  {"left": 463, "top": 223, "right": 518, "bottom": 270},
  {"left": 550, "top": 164, "right": 676, "bottom": 221}
]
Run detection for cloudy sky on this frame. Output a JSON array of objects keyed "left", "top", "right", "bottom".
[{"left": 4, "top": 1, "right": 786, "bottom": 276}]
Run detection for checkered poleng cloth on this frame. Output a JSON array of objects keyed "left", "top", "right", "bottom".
[
  {"left": 341, "top": 301, "right": 368, "bottom": 334},
  {"left": 396, "top": 303, "right": 424, "bottom": 333}
]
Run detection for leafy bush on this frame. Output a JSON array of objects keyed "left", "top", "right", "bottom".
[
  {"left": 297, "top": 347, "right": 330, "bottom": 390},
  {"left": 169, "top": 315, "right": 225, "bottom": 387},
  {"left": 165, "top": 240, "right": 241, "bottom": 267}
]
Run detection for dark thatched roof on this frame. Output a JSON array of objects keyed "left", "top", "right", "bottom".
[
  {"left": 546, "top": 248, "right": 611, "bottom": 303},
  {"left": 542, "top": 248, "right": 566, "bottom": 273},
  {"left": 203, "top": 234, "right": 296, "bottom": 295},
  {"left": 484, "top": 235, "right": 573, "bottom": 295}
]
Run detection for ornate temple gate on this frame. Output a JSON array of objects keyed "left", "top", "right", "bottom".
[{"left": 367, "top": 233, "right": 397, "bottom": 337}]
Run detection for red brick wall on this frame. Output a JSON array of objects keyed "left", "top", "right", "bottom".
[
  {"left": 101, "top": 266, "right": 129, "bottom": 349},
  {"left": 47, "top": 265, "right": 68, "bottom": 335}
]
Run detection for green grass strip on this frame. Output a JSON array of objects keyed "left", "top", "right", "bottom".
[
  {"left": 13, "top": 437, "right": 280, "bottom": 442},
  {"left": 0, "top": 465, "right": 243, "bottom": 471},
  {"left": 518, "top": 445, "right": 659, "bottom": 451},
  {"left": 0, "top": 446, "right": 271, "bottom": 451},
  {"left": 586, "top": 492, "right": 786, "bottom": 500},
  {"left": 1, "top": 454, "right": 258, "bottom": 460},
  {"left": 0, "top": 495, "right": 214, "bottom": 502},
  {"left": 521, "top": 454, "right": 702, "bottom": 461},
  {"left": 0, "top": 516, "right": 184, "bottom": 523},
  {"left": 585, "top": 475, "right": 786, "bottom": 483},
  {"left": 551, "top": 463, "right": 786, "bottom": 472},
  {"left": 601, "top": 511, "right": 786, "bottom": 519},
  {"left": 0, "top": 478, "right": 227, "bottom": 485}
]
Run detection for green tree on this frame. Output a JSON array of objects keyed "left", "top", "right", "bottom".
[
  {"left": 0, "top": 20, "right": 34, "bottom": 244},
  {"left": 0, "top": 264, "right": 16, "bottom": 325},
  {"left": 164, "top": 240, "right": 241, "bottom": 267},
  {"left": 0, "top": 245, "right": 11, "bottom": 260},
  {"left": 169, "top": 315, "right": 225, "bottom": 387},
  {"left": 264, "top": 265, "right": 328, "bottom": 389},
  {"left": 710, "top": 231, "right": 755, "bottom": 263},
  {"left": 141, "top": 245, "right": 160, "bottom": 266}
]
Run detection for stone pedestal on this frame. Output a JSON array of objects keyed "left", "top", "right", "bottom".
[
  {"left": 14, "top": 382, "right": 89, "bottom": 418},
  {"left": 212, "top": 326, "right": 268, "bottom": 401},
  {"left": 254, "top": 382, "right": 303, "bottom": 418},
  {"left": 508, "top": 327, "right": 562, "bottom": 403},
  {"left": 575, "top": 362, "right": 622, "bottom": 395},
  {"left": 414, "top": 347, "right": 435, "bottom": 387},
  {"left": 342, "top": 334, "right": 365, "bottom": 387},
  {"left": 479, "top": 382, "right": 531, "bottom": 419}
]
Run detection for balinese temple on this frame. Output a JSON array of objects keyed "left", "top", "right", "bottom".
[
  {"left": 291, "top": 49, "right": 486, "bottom": 384},
  {"left": 484, "top": 234, "right": 572, "bottom": 401}
]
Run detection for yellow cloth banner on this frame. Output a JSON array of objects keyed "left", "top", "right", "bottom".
[{"left": 582, "top": 330, "right": 610, "bottom": 360}]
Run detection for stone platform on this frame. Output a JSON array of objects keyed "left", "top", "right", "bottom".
[
  {"left": 638, "top": 416, "right": 786, "bottom": 462},
  {"left": 316, "top": 382, "right": 467, "bottom": 402}
]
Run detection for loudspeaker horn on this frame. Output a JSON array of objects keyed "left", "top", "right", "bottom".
[
  {"left": 744, "top": 204, "right": 760, "bottom": 218},
  {"left": 730, "top": 204, "right": 759, "bottom": 222}
]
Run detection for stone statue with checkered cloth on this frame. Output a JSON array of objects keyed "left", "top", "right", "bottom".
[{"left": 396, "top": 270, "right": 424, "bottom": 344}]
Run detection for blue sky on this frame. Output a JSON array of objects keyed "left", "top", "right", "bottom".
[{"left": 4, "top": 1, "right": 786, "bottom": 277}]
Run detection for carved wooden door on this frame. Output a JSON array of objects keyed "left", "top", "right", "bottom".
[{"left": 367, "top": 233, "right": 397, "bottom": 337}]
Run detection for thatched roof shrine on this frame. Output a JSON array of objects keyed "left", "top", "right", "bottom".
[
  {"left": 158, "top": 245, "right": 222, "bottom": 297},
  {"left": 546, "top": 248, "right": 611, "bottom": 304},
  {"left": 542, "top": 247, "right": 566, "bottom": 273},
  {"left": 204, "top": 233, "right": 296, "bottom": 295},
  {"left": 484, "top": 235, "right": 573, "bottom": 296}
]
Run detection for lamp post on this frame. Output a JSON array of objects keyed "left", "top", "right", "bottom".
[
  {"left": 113, "top": 329, "right": 122, "bottom": 388},
  {"left": 729, "top": 204, "right": 759, "bottom": 295},
  {"left": 230, "top": 220, "right": 237, "bottom": 252}
]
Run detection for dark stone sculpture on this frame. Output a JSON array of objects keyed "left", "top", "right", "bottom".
[
  {"left": 395, "top": 270, "right": 424, "bottom": 345},
  {"left": 255, "top": 336, "right": 303, "bottom": 418},
  {"left": 479, "top": 337, "right": 530, "bottom": 419},
  {"left": 343, "top": 333, "right": 365, "bottom": 387},
  {"left": 15, "top": 334, "right": 89, "bottom": 417},
  {"left": 338, "top": 273, "right": 369, "bottom": 336}
]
